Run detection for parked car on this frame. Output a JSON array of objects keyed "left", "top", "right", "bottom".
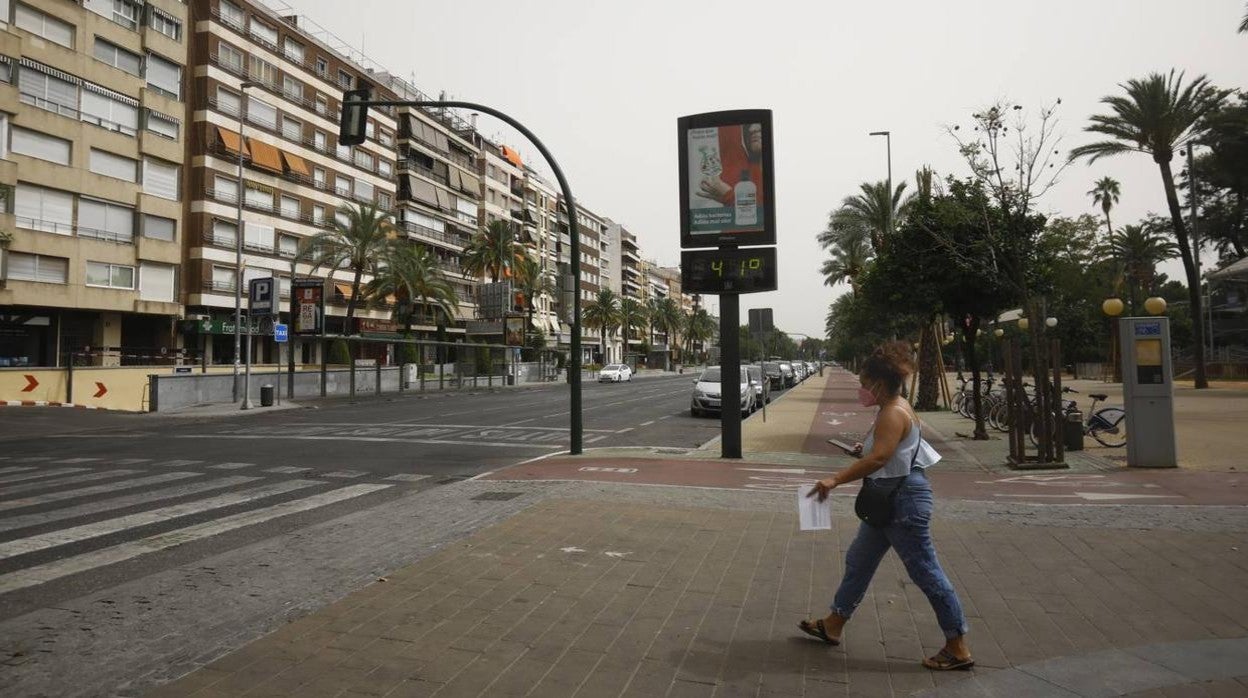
[
  {"left": 762, "top": 362, "right": 785, "bottom": 391},
  {"left": 791, "top": 361, "right": 807, "bottom": 382},
  {"left": 691, "top": 366, "right": 754, "bottom": 417},
  {"left": 598, "top": 364, "right": 633, "bottom": 382},
  {"left": 746, "top": 365, "right": 770, "bottom": 408},
  {"left": 777, "top": 361, "right": 796, "bottom": 388}
]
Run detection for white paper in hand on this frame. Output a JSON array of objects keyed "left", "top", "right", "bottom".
[{"left": 798, "top": 484, "right": 832, "bottom": 531}]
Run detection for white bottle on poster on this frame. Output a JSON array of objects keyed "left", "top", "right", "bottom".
[{"left": 734, "top": 169, "right": 757, "bottom": 226}]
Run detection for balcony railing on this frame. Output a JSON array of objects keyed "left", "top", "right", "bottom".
[
  {"left": 203, "top": 280, "right": 237, "bottom": 293},
  {"left": 401, "top": 221, "right": 469, "bottom": 249}
]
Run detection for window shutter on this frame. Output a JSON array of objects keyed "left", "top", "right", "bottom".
[
  {"left": 143, "top": 159, "right": 179, "bottom": 200},
  {"left": 145, "top": 54, "right": 181, "bottom": 99},
  {"left": 244, "top": 221, "right": 273, "bottom": 248},
  {"left": 90, "top": 149, "right": 138, "bottom": 181},
  {"left": 140, "top": 262, "right": 176, "bottom": 302},
  {"left": 8, "top": 252, "right": 37, "bottom": 281},
  {"left": 10, "top": 127, "right": 70, "bottom": 164}
]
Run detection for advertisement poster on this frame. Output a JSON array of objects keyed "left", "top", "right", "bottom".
[
  {"left": 504, "top": 315, "right": 525, "bottom": 347},
  {"left": 293, "top": 282, "right": 323, "bottom": 335},
  {"left": 687, "top": 122, "right": 765, "bottom": 237}
]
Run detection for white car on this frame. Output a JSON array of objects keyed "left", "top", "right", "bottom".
[
  {"left": 691, "top": 366, "right": 754, "bottom": 417},
  {"left": 598, "top": 364, "right": 633, "bottom": 382}
]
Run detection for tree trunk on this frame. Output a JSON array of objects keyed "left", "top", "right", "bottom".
[
  {"left": 345, "top": 268, "right": 363, "bottom": 334},
  {"left": 915, "top": 322, "right": 940, "bottom": 411},
  {"left": 1158, "top": 158, "right": 1208, "bottom": 388},
  {"left": 963, "top": 319, "right": 988, "bottom": 440},
  {"left": 1104, "top": 210, "right": 1114, "bottom": 238},
  {"left": 1027, "top": 299, "right": 1054, "bottom": 461}
]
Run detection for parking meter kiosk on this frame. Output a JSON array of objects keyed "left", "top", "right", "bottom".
[{"left": 1118, "top": 317, "right": 1177, "bottom": 468}]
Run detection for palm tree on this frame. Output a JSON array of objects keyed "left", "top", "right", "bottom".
[
  {"left": 819, "top": 233, "right": 873, "bottom": 294},
  {"left": 1240, "top": 3, "right": 1247, "bottom": 32},
  {"left": 513, "top": 254, "right": 553, "bottom": 351},
  {"left": 582, "top": 288, "right": 621, "bottom": 364},
  {"left": 1071, "top": 70, "right": 1228, "bottom": 388},
  {"left": 1088, "top": 177, "right": 1122, "bottom": 237},
  {"left": 463, "top": 219, "right": 524, "bottom": 283},
  {"left": 364, "top": 241, "right": 456, "bottom": 335},
  {"left": 295, "top": 202, "right": 395, "bottom": 332},
  {"left": 683, "top": 308, "right": 715, "bottom": 362},
  {"left": 827, "top": 180, "right": 914, "bottom": 253},
  {"left": 645, "top": 295, "right": 664, "bottom": 347},
  {"left": 619, "top": 297, "right": 646, "bottom": 359},
  {"left": 1103, "top": 223, "right": 1179, "bottom": 314},
  {"left": 652, "top": 297, "right": 684, "bottom": 355}
]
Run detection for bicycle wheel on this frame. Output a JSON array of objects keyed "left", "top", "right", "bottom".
[
  {"left": 951, "top": 391, "right": 965, "bottom": 416},
  {"left": 1089, "top": 409, "right": 1128, "bottom": 447}
]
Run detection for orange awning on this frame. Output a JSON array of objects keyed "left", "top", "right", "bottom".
[
  {"left": 281, "top": 151, "right": 310, "bottom": 177},
  {"left": 247, "top": 138, "right": 284, "bottom": 173},
  {"left": 334, "top": 282, "right": 353, "bottom": 298},
  {"left": 501, "top": 145, "right": 522, "bottom": 168},
  {"left": 217, "top": 127, "right": 249, "bottom": 157}
]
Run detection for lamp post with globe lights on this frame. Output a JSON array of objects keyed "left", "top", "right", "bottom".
[{"left": 1103, "top": 297, "right": 1125, "bottom": 382}]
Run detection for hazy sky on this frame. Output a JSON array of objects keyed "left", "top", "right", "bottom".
[{"left": 285, "top": 0, "right": 1247, "bottom": 338}]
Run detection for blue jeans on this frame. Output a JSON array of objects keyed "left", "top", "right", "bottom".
[{"left": 832, "top": 469, "right": 969, "bottom": 640}]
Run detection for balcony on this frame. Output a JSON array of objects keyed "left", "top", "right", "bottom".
[
  {"left": 401, "top": 221, "right": 469, "bottom": 250},
  {"left": 203, "top": 280, "right": 237, "bottom": 294},
  {"left": 401, "top": 160, "right": 449, "bottom": 186}
]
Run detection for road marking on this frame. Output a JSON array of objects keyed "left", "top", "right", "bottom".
[
  {"left": 2, "top": 470, "right": 140, "bottom": 496},
  {"left": 0, "top": 467, "right": 36, "bottom": 476},
  {"left": 384, "top": 474, "right": 430, "bottom": 482},
  {"left": 640, "top": 420, "right": 655, "bottom": 427},
  {"left": 269, "top": 422, "right": 616, "bottom": 433},
  {"left": 736, "top": 467, "right": 819, "bottom": 475},
  {"left": 0, "top": 472, "right": 203, "bottom": 513},
  {"left": 264, "top": 466, "right": 311, "bottom": 475},
  {"left": 994, "top": 492, "right": 1182, "bottom": 501},
  {"left": 0, "top": 476, "right": 259, "bottom": 533},
  {"left": 175, "top": 435, "right": 563, "bottom": 450},
  {"left": 579, "top": 467, "right": 637, "bottom": 474},
  {"left": 51, "top": 457, "right": 101, "bottom": 464},
  {"left": 0, "top": 468, "right": 89, "bottom": 486},
  {"left": 208, "top": 462, "right": 256, "bottom": 470},
  {"left": 321, "top": 470, "right": 367, "bottom": 479},
  {"left": 12, "top": 456, "right": 54, "bottom": 463},
  {"left": 616, "top": 428, "right": 635, "bottom": 434},
  {"left": 0, "top": 484, "right": 392, "bottom": 594},
  {"left": 0, "top": 480, "right": 321, "bottom": 560},
  {"left": 113, "top": 458, "right": 152, "bottom": 465},
  {"left": 153, "top": 459, "right": 203, "bottom": 468},
  {"left": 586, "top": 435, "right": 608, "bottom": 444}
]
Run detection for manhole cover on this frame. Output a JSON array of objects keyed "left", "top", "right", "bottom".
[{"left": 471, "top": 491, "right": 523, "bottom": 501}]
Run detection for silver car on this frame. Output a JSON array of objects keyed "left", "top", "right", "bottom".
[{"left": 691, "top": 366, "right": 754, "bottom": 417}]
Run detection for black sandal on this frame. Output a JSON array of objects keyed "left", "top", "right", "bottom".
[
  {"left": 922, "top": 648, "right": 974, "bottom": 671},
  {"left": 797, "top": 619, "right": 840, "bottom": 645}
]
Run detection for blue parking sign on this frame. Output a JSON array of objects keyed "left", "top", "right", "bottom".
[{"left": 274, "top": 323, "right": 288, "bottom": 343}]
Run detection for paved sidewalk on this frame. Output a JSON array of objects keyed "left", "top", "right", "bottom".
[{"left": 140, "top": 371, "right": 1248, "bottom": 697}]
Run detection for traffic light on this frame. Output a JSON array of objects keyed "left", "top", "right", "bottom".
[{"left": 339, "top": 88, "right": 371, "bottom": 146}]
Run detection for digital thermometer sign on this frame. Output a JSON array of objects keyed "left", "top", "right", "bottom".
[{"left": 681, "top": 247, "right": 777, "bottom": 294}]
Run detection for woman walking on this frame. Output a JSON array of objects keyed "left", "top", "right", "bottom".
[{"left": 799, "top": 342, "right": 973, "bottom": 671}]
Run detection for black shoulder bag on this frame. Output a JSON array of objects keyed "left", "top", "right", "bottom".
[{"left": 854, "top": 425, "right": 921, "bottom": 528}]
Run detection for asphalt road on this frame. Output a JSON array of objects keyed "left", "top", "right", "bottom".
[{"left": 0, "top": 374, "right": 771, "bottom": 622}]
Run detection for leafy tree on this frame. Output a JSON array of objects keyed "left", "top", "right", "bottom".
[
  {"left": 651, "top": 297, "right": 684, "bottom": 360},
  {"left": 1071, "top": 70, "right": 1229, "bottom": 388},
  {"left": 512, "top": 254, "right": 554, "bottom": 352},
  {"left": 295, "top": 202, "right": 395, "bottom": 332},
  {"left": 826, "top": 180, "right": 914, "bottom": 253},
  {"left": 1088, "top": 176, "right": 1121, "bottom": 237},
  {"left": 1240, "top": 3, "right": 1247, "bottom": 33},
  {"left": 363, "top": 241, "right": 456, "bottom": 337},
  {"left": 1191, "top": 94, "right": 1248, "bottom": 260},
  {"left": 619, "top": 297, "right": 647, "bottom": 356},
  {"left": 819, "top": 228, "right": 873, "bottom": 294},
  {"left": 1102, "top": 221, "right": 1179, "bottom": 313},
  {"left": 1034, "top": 215, "right": 1115, "bottom": 363},
  {"left": 582, "top": 289, "right": 620, "bottom": 364},
  {"left": 463, "top": 219, "right": 524, "bottom": 283},
  {"left": 683, "top": 308, "right": 715, "bottom": 362}
]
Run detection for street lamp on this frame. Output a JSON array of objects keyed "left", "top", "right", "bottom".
[
  {"left": 234, "top": 80, "right": 260, "bottom": 408},
  {"left": 1103, "top": 297, "right": 1125, "bottom": 382},
  {"left": 1144, "top": 297, "right": 1167, "bottom": 315},
  {"left": 869, "top": 131, "right": 892, "bottom": 234}
]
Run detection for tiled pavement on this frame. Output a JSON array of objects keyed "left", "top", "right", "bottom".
[{"left": 150, "top": 493, "right": 1248, "bottom": 697}]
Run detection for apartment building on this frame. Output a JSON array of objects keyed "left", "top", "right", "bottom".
[
  {"left": 0, "top": 0, "right": 188, "bottom": 367},
  {"left": 183, "top": 0, "right": 398, "bottom": 364},
  {"left": 559, "top": 201, "right": 602, "bottom": 364},
  {"left": 522, "top": 166, "right": 560, "bottom": 345}
]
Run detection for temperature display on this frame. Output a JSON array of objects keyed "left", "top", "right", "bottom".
[{"left": 681, "top": 247, "right": 778, "bottom": 294}]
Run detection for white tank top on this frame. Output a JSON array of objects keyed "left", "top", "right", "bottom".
[{"left": 862, "top": 408, "right": 922, "bottom": 480}]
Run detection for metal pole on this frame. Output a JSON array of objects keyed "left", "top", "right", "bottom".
[
  {"left": 357, "top": 99, "right": 583, "bottom": 453},
  {"left": 234, "top": 81, "right": 258, "bottom": 404},
  {"left": 242, "top": 312, "right": 253, "bottom": 409},
  {"left": 720, "top": 290, "right": 742, "bottom": 459}
]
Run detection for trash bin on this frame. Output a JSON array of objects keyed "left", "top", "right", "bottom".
[
  {"left": 1064, "top": 410, "right": 1084, "bottom": 451},
  {"left": 260, "top": 384, "right": 275, "bottom": 407}
]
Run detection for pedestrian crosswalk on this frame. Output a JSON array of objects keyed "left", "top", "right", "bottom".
[{"left": 0, "top": 458, "right": 433, "bottom": 598}]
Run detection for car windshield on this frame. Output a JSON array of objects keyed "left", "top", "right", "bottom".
[
  {"left": 698, "top": 368, "right": 748, "bottom": 382},
  {"left": 603, "top": 365, "right": 622, "bottom": 371}
]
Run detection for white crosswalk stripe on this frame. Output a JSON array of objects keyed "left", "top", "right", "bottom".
[
  {"left": 0, "top": 468, "right": 88, "bottom": 486},
  {"left": 0, "top": 484, "right": 391, "bottom": 594},
  {"left": 153, "top": 459, "right": 203, "bottom": 468},
  {"left": 385, "top": 474, "right": 431, "bottom": 482},
  {"left": 0, "top": 480, "right": 322, "bottom": 560},
  {"left": 208, "top": 462, "right": 256, "bottom": 470},
  {"left": 265, "top": 466, "right": 311, "bottom": 475},
  {"left": 322, "top": 470, "right": 367, "bottom": 479},
  {"left": 51, "top": 457, "right": 101, "bottom": 464},
  {"left": 0, "top": 466, "right": 36, "bottom": 476},
  {"left": 0, "top": 472, "right": 202, "bottom": 514},
  {"left": 2, "top": 470, "right": 140, "bottom": 496}
]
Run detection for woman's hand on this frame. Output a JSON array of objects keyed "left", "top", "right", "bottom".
[
  {"left": 852, "top": 442, "right": 863, "bottom": 457},
  {"left": 806, "top": 477, "right": 840, "bottom": 502}
]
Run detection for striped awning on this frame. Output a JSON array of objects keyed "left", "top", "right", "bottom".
[
  {"left": 20, "top": 58, "right": 80, "bottom": 84},
  {"left": 82, "top": 81, "right": 140, "bottom": 106}
]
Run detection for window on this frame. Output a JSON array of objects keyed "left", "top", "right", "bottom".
[
  {"left": 15, "top": 4, "right": 74, "bottom": 48},
  {"left": 377, "top": 192, "right": 392, "bottom": 209},
  {"left": 248, "top": 54, "right": 276, "bottom": 86},
  {"left": 213, "top": 175, "right": 237, "bottom": 202},
  {"left": 378, "top": 160, "right": 392, "bottom": 177},
  {"left": 139, "top": 262, "right": 175, "bottom": 302},
  {"left": 7, "top": 252, "right": 68, "bottom": 284},
  {"left": 312, "top": 167, "right": 326, "bottom": 187},
  {"left": 145, "top": 52, "right": 181, "bottom": 99},
  {"left": 216, "top": 87, "right": 240, "bottom": 115},
  {"left": 312, "top": 204, "right": 325, "bottom": 224},
  {"left": 218, "top": 0, "right": 243, "bottom": 28},
  {"left": 314, "top": 57, "right": 328, "bottom": 77},
  {"left": 334, "top": 175, "right": 351, "bottom": 197},
  {"left": 246, "top": 95, "right": 276, "bottom": 129},
  {"left": 243, "top": 221, "right": 273, "bottom": 250},
  {"left": 365, "top": 121, "right": 376, "bottom": 139},
  {"left": 248, "top": 18, "right": 276, "bottom": 46},
  {"left": 244, "top": 183, "right": 271, "bottom": 210},
  {"left": 211, "top": 265, "right": 236, "bottom": 291},
  {"left": 278, "top": 234, "right": 299, "bottom": 257},
  {"left": 336, "top": 142, "right": 349, "bottom": 161},
  {"left": 86, "top": 261, "right": 135, "bottom": 289},
  {"left": 334, "top": 210, "right": 349, "bottom": 228},
  {"left": 379, "top": 130, "right": 393, "bottom": 147},
  {"left": 145, "top": 110, "right": 179, "bottom": 140},
  {"left": 88, "top": 148, "right": 137, "bottom": 181},
  {"left": 84, "top": 0, "right": 140, "bottom": 30},
  {"left": 142, "top": 214, "right": 175, "bottom": 241},
  {"left": 78, "top": 198, "right": 134, "bottom": 242},
  {"left": 149, "top": 7, "right": 182, "bottom": 40},
  {"left": 211, "top": 219, "right": 237, "bottom": 247},
  {"left": 18, "top": 65, "right": 79, "bottom": 117},
  {"left": 337, "top": 69, "right": 352, "bottom": 89},
  {"left": 218, "top": 42, "right": 244, "bottom": 74},
  {"left": 282, "top": 75, "right": 301, "bottom": 101},
  {"left": 10, "top": 127, "right": 71, "bottom": 165},
  {"left": 353, "top": 149, "right": 374, "bottom": 170},
  {"left": 93, "top": 39, "right": 141, "bottom": 76},
  {"left": 81, "top": 85, "right": 139, "bottom": 135},
  {"left": 315, "top": 94, "right": 328, "bottom": 116},
  {"left": 313, "top": 130, "right": 327, "bottom": 151},
  {"left": 280, "top": 195, "right": 299, "bottom": 219},
  {"left": 283, "top": 38, "right": 304, "bottom": 63},
  {"left": 142, "top": 157, "right": 179, "bottom": 200},
  {"left": 15, "top": 184, "right": 73, "bottom": 234},
  {"left": 355, "top": 179, "right": 374, "bottom": 201},
  {"left": 280, "top": 116, "right": 301, "bottom": 141}
]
